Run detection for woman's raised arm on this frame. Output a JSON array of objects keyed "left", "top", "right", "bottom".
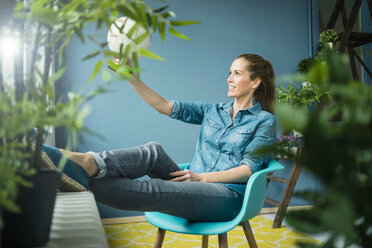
[{"left": 128, "top": 74, "right": 173, "bottom": 116}]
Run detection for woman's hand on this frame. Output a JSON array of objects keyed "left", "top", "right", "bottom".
[{"left": 169, "top": 170, "right": 207, "bottom": 182}]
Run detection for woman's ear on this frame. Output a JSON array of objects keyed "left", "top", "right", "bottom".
[{"left": 252, "top": 78, "right": 262, "bottom": 89}]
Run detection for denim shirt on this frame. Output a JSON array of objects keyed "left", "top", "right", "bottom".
[{"left": 170, "top": 100, "right": 276, "bottom": 195}]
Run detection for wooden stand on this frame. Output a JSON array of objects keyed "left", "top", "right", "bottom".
[
  {"left": 265, "top": 145, "right": 304, "bottom": 228},
  {"left": 322, "top": 0, "right": 372, "bottom": 81}
]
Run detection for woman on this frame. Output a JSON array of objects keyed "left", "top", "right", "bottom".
[{"left": 43, "top": 54, "right": 276, "bottom": 222}]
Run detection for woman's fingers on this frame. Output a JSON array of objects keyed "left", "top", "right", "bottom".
[
  {"left": 170, "top": 170, "right": 191, "bottom": 182},
  {"left": 169, "top": 170, "right": 188, "bottom": 177}
]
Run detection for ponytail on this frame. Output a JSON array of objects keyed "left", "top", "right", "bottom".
[{"left": 236, "top": 54, "right": 276, "bottom": 114}]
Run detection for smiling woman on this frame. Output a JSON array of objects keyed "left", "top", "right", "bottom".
[{"left": 41, "top": 53, "right": 277, "bottom": 223}]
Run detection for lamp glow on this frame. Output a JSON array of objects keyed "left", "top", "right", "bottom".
[{"left": 1, "top": 36, "right": 19, "bottom": 62}]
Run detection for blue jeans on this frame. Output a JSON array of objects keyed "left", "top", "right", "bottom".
[{"left": 88, "top": 142, "right": 243, "bottom": 221}]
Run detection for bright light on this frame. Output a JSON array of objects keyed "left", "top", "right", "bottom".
[
  {"left": 1, "top": 35, "right": 19, "bottom": 61},
  {"left": 0, "top": 31, "right": 19, "bottom": 86}
]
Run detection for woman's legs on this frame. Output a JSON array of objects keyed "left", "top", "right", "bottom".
[
  {"left": 88, "top": 142, "right": 180, "bottom": 179},
  {"left": 62, "top": 142, "right": 243, "bottom": 221},
  {"left": 89, "top": 177, "right": 243, "bottom": 222}
]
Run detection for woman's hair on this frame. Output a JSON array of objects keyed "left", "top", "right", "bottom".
[{"left": 236, "top": 54, "right": 276, "bottom": 114}]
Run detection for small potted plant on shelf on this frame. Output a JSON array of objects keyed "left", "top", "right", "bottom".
[
  {"left": 319, "top": 29, "right": 339, "bottom": 49},
  {"left": 275, "top": 134, "right": 302, "bottom": 158},
  {"left": 297, "top": 57, "right": 315, "bottom": 75}
]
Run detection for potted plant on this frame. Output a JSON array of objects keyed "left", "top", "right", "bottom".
[
  {"left": 297, "top": 57, "right": 315, "bottom": 75},
  {"left": 275, "top": 134, "right": 302, "bottom": 158},
  {"left": 0, "top": 0, "right": 198, "bottom": 246},
  {"left": 277, "top": 81, "right": 331, "bottom": 111},
  {"left": 319, "top": 29, "right": 339, "bottom": 49}
]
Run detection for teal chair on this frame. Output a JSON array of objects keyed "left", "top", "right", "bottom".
[{"left": 145, "top": 158, "right": 284, "bottom": 248}]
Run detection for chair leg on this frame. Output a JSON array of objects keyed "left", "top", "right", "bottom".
[
  {"left": 154, "top": 228, "right": 166, "bottom": 248},
  {"left": 202, "top": 235, "right": 208, "bottom": 248},
  {"left": 218, "top": 233, "right": 228, "bottom": 248},
  {"left": 241, "top": 221, "right": 258, "bottom": 248}
]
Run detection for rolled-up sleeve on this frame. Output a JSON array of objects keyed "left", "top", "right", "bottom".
[
  {"left": 170, "top": 100, "right": 212, "bottom": 125},
  {"left": 240, "top": 115, "right": 276, "bottom": 173}
]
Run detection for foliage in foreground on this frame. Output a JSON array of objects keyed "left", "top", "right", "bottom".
[
  {"left": 276, "top": 47, "right": 372, "bottom": 247},
  {"left": 0, "top": 0, "right": 198, "bottom": 227}
]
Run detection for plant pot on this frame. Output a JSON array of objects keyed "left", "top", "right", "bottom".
[
  {"left": 1, "top": 168, "right": 61, "bottom": 248},
  {"left": 290, "top": 147, "right": 298, "bottom": 157}
]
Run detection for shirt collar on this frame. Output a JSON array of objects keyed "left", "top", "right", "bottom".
[{"left": 218, "top": 101, "right": 262, "bottom": 116}]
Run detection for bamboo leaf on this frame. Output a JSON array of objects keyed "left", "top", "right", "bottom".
[
  {"left": 89, "top": 60, "right": 103, "bottom": 83},
  {"left": 123, "top": 44, "right": 132, "bottom": 58},
  {"left": 161, "top": 11, "right": 176, "bottom": 19},
  {"left": 137, "top": 4, "right": 148, "bottom": 28},
  {"left": 127, "top": 23, "right": 140, "bottom": 39},
  {"left": 117, "top": 4, "right": 138, "bottom": 22},
  {"left": 168, "top": 27, "right": 190, "bottom": 41},
  {"left": 154, "top": 5, "right": 169, "bottom": 13},
  {"left": 100, "top": 42, "right": 108, "bottom": 48},
  {"left": 133, "top": 32, "right": 150, "bottom": 45},
  {"left": 48, "top": 67, "right": 66, "bottom": 84},
  {"left": 81, "top": 50, "right": 101, "bottom": 61},
  {"left": 61, "top": 0, "right": 86, "bottom": 13},
  {"left": 108, "top": 59, "right": 120, "bottom": 72},
  {"left": 132, "top": 52, "right": 139, "bottom": 78},
  {"left": 31, "top": 8, "right": 57, "bottom": 24},
  {"left": 170, "top": 20, "right": 201, "bottom": 26},
  {"left": 139, "top": 48, "right": 165, "bottom": 61},
  {"left": 74, "top": 27, "right": 85, "bottom": 43},
  {"left": 151, "top": 14, "right": 158, "bottom": 32},
  {"left": 101, "top": 70, "right": 112, "bottom": 82},
  {"left": 159, "top": 21, "right": 165, "bottom": 41}
]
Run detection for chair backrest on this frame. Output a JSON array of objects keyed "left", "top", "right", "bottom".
[{"left": 234, "top": 158, "right": 284, "bottom": 223}]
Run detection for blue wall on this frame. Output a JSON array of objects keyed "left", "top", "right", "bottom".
[{"left": 58, "top": 0, "right": 322, "bottom": 218}]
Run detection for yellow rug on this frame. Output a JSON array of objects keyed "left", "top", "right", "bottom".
[{"left": 104, "top": 215, "right": 322, "bottom": 248}]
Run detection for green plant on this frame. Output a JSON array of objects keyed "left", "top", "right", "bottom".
[
  {"left": 277, "top": 81, "right": 331, "bottom": 109},
  {"left": 297, "top": 57, "right": 315, "bottom": 74},
  {"left": 275, "top": 47, "right": 372, "bottom": 247},
  {"left": 0, "top": 0, "right": 198, "bottom": 228},
  {"left": 319, "top": 29, "right": 339, "bottom": 43}
]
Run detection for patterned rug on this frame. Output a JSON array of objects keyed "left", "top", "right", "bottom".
[{"left": 104, "top": 215, "right": 322, "bottom": 248}]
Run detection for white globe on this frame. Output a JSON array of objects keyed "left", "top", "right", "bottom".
[{"left": 107, "top": 17, "right": 151, "bottom": 56}]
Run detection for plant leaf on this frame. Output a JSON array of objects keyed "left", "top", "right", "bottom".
[
  {"left": 133, "top": 32, "right": 150, "bottom": 45},
  {"left": 139, "top": 48, "right": 164, "bottom": 61},
  {"left": 276, "top": 103, "right": 308, "bottom": 132},
  {"left": 154, "top": 5, "right": 169, "bottom": 13},
  {"left": 88, "top": 60, "right": 103, "bottom": 83},
  {"left": 170, "top": 20, "right": 201, "bottom": 26},
  {"left": 117, "top": 4, "right": 138, "bottom": 22},
  {"left": 81, "top": 50, "right": 101, "bottom": 61},
  {"left": 31, "top": 8, "right": 57, "bottom": 24},
  {"left": 168, "top": 27, "right": 190, "bottom": 40}
]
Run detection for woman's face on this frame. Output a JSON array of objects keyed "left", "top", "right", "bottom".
[{"left": 227, "top": 58, "right": 260, "bottom": 99}]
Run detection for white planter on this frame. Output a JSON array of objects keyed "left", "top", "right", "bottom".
[{"left": 290, "top": 147, "right": 298, "bottom": 156}]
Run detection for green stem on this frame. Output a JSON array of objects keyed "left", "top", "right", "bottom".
[
  {"left": 32, "top": 128, "right": 45, "bottom": 170},
  {"left": 42, "top": 25, "right": 52, "bottom": 99},
  {"left": 27, "top": 24, "right": 41, "bottom": 95}
]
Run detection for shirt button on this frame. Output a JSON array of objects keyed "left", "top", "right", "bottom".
[
  {"left": 206, "top": 168, "right": 210, "bottom": 171},
  {"left": 210, "top": 123, "right": 213, "bottom": 126},
  {"left": 216, "top": 151, "right": 220, "bottom": 155},
  {"left": 212, "top": 162, "right": 215, "bottom": 165},
  {"left": 215, "top": 139, "right": 219, "bottom": 143}
]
